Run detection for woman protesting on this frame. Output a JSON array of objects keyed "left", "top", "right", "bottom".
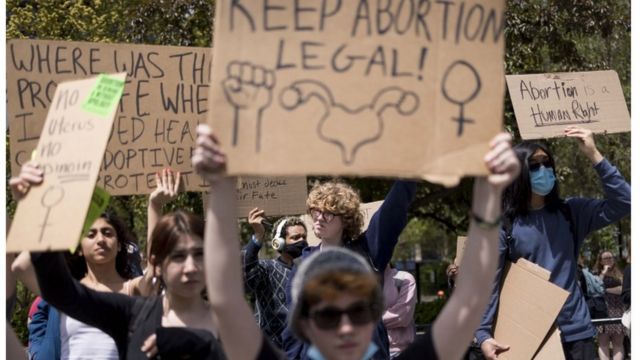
[
  {"left": 193, "top": 123, "right": 520, "bottom": 360},
  {"left": 476, "top": 126, "right": 631, "bottom": 360}
]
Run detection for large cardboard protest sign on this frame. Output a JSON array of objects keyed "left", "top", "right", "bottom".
[
  {"left": 7, "top": 74, "right": 125, "bottom": 252},
  {"left": 304, "top": 200, "right": 383, "bottom": 246},
  {"left": 506, "top": 71, "right": 630, "bottom": 139},
  {"left": 493, "top": 259, "right": 569, "bottom": 359},
  {"left": 209, "top": 0, "right": 506, "bottom": 182},
  {"left": 7, "top": 39, "right": 211, "bottom": 195},
  {"left": 202, "top": 176, "right": 308, "bottom": 218}
]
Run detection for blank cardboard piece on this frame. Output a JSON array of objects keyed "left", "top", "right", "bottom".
[
  {"left": 303, "top": 200, "right": 384, "bottom": 247},
  {"left": 7, "top": 73, "right": 126, "bottom": 252},
  {"left": 6, "top": 39, "right": 211, "bottom": 195},
  {"left": 533, "top": 326, "right": 564, "bottom": 360},
  {"left": 493, "top": 258, "right": 569, "bottom": 360},
  {"left": 506, "top": 71, "right": 630, "bottom": 139},
  {"left": 209, "top": 1, "right": 506, "bottom": 184}
]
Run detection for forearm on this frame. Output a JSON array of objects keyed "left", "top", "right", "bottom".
[
  {"left": 606, "top": 286, "right": 622, "bottom": 295},
  {"left": 204, "top": 177, "right": 261, "bottom": 359},
  {"left": 147, "top": 202, "right": 163, "bottom": 258},
  {"left": 11, "top": 251, "right": 41, "bottom": 296},
  {"left": 366, "top": 181, "right": 417, "bottom": 269},
  {"left": 432, "top": 178, "right": 502, "bottom": 360}
]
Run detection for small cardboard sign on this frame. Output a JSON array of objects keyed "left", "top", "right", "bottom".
[
  {"left": 202, "top": 176, "right": 308, "bottom": 218},
  {"left": 209, "top": 0, "right": 506, "bottom": 183},
  {"left": 304, "top": 200, "right": 383, "bottom": 246},
  {"left": 493, "top": 258, "right": 569, "bottom": 360},
  {"left": 7, "top": 73, "right": 125, "bottom": 252},
  {"left": 235, "top": 176, "right": 308, "bottom": 218},
  {"left": 506, "top": 70, "right": 630, "bottom": 139}
]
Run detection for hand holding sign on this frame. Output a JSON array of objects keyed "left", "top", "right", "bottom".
[
  {"left": 223, "top": 62, "right": 275, "bottom": 151},
  {"left": 563, "top": 126, "right": 604, "bottom": 165},
  {"left": 9, "top": 162, "right": 44, "bottom": 201}
]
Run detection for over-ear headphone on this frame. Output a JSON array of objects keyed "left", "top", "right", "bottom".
[{"left": 271, "top": 219, "right": 288, "bottom": 251}]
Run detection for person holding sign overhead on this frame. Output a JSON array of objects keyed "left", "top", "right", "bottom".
[
  {"left": 281, "top": 178, "right": 418, "bottom": 359},
  {"left": 475, "top": 126, "right": 630, "bottom": 360},
  {"left": 242, "top": 207, "right": 309, "bottom": 348},
  {"left": 192, "top": 124, "right": 521, "bottom": 360}
]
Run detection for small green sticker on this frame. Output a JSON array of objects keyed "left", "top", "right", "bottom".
[
  {"left": 75, "top": 186, "right": 111, "bottom": 251},
  {"left": 81, "top": 74, "right": 125, "bottom": 116}
]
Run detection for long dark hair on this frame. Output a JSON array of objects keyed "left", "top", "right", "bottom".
[
  {"left": 67, "top": 211, "right": 138, "bottom": 280},
  {"left": 503, "top": 142, "right": 563, "bottom": 220}
]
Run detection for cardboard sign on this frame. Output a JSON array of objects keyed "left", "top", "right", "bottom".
[
  {"left": 533, "top": 326, "right": 564, "bottom": 360},
  {"left": 506, "top": 71, "right": 630, "bottom": 139},
  {"left": 235, "top": 176, "right": 308, "bottom": 217},
  {"left": 7, "top": 73, "right": 125, "bottom": 252},
  {"left": 455, "top": 236, "right": 467, "bottom": 266},
  {"left": 304, "top": 200, "right": 383, "bottom": 246},
  {"left": 209, "top": 1, "right": 506, "bottom": 183},
  {"left": 7, "top": 39, "right": 211, "bottom": 195},
  {"left": 202, "top": 176, "right": 308, "bottom": 218},
  {"left": 493, "top": 258, "right": 569, "bottom": 360}
]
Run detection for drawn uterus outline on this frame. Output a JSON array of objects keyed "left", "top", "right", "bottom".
[{"left": 280, "top": 80, "right": 419, "bottom": 165}]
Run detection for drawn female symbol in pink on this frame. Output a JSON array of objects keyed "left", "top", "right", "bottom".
[
  {"left": 441, "top": 60, "right": 482, "bottom": 136},
  {"left": 38, "top": 185, "right": 65, "bottom": 243}
]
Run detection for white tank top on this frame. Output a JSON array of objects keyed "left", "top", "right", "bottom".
[{"left": 60, "top": 313, "right": 119, "bottom": 360}]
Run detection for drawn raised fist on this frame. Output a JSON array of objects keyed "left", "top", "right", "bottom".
[
  {"left": 222, "top": 61, "right": 275, "bottom": 151},
  {"left": 223, "top": 61, "right": 275, "bottom": 113}
]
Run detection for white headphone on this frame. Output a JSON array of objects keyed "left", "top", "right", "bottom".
[{"left": 271, "top": 219, "right": 288, "bottom": 251}]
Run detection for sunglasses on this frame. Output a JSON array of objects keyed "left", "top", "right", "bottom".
[
  {"left": 528, "top": 159, "right": 553, "bottom": 171},
  {"left": 309, "top": 209, "right": 337, "bottom": 223},
  {"left": 310, "top": 301, "right": 374, "bottom": 330}
]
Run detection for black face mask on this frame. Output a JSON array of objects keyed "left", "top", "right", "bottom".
[{"left": 282, "top": 241, "right": 308, "bottom": 258}]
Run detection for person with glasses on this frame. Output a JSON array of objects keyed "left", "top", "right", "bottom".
[
  {"left": 193, "top": 123, "right": 521, "bottom": 360},
  {"left": 595, "top": 250, "right": 625, "bottom": 360},
  {"left": 283, "top": 177, "right": 418, "bottom": 359},
  {"left": 242, "top": 208, "right": 308, "bottom": 348},
  {"left": 475, "top": 126, "right": 631, "bottom": 360}
]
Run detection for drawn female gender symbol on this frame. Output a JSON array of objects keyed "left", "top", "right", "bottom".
[
  {"left": 38, "top": 185, "right": 65, "bottom": 243},
  {"left": 441, "top": 60, "right": 482, "bottom": 136}
]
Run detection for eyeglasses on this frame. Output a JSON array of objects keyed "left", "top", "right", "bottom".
[
  {"left": 309, "top": 209, "right": 337, "bottom": 223},
  {"left": 601, "top": 256, "right": 614, "bottom": 260},
  {"left": 528, "top": 160, "right": 553, "bottom": 171},
  {"left": 310, "top": 301, "right": 374, "bottom": 330}
]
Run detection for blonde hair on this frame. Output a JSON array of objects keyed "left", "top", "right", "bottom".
[{"left": 306, "top": 180, "right": 363, "bottom": 241}]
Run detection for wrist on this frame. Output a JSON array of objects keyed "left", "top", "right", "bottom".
[{"left": 469, "top": 210, "right": 502, "bottom": 230}]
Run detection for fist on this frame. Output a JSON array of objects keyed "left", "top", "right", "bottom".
[{"left": 223, "top": 61, "right": 275, "bottom": 111}]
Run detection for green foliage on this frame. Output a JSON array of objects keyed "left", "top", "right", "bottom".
[
  {"left": 5, "top": 0, "right": 630, "bottom": 344},
  {"left": 414, "top": 298, "right": 447, "bottom": 325}
]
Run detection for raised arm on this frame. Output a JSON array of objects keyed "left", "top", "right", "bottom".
[
  {"left": 8, "top": 162, "right": 44, "bottom": 296},
  {"left": 431, "top": 133, "right": 520, "bottom": 360},
  {"left": 130, "top": 169, "right": 181, "bottom": 296},
  {"left": 242, "top": 208, "right": 268, "bottom": 294},
  {"left": 193, "top": 124, "right": 264, "bottom": 360},
  {"left": 564, "top": 127, "right": 630, "bottom": 241},
  {"left": 365, "top": 181, "right": 417, "bottom": 270}
]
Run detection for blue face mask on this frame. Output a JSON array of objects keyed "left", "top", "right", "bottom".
[
  {"left": 307, "top": 343, "right": 378, "bottom": 360},
  {"left": 530, "top": 166, "right": 556, "bottom": 196}
]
